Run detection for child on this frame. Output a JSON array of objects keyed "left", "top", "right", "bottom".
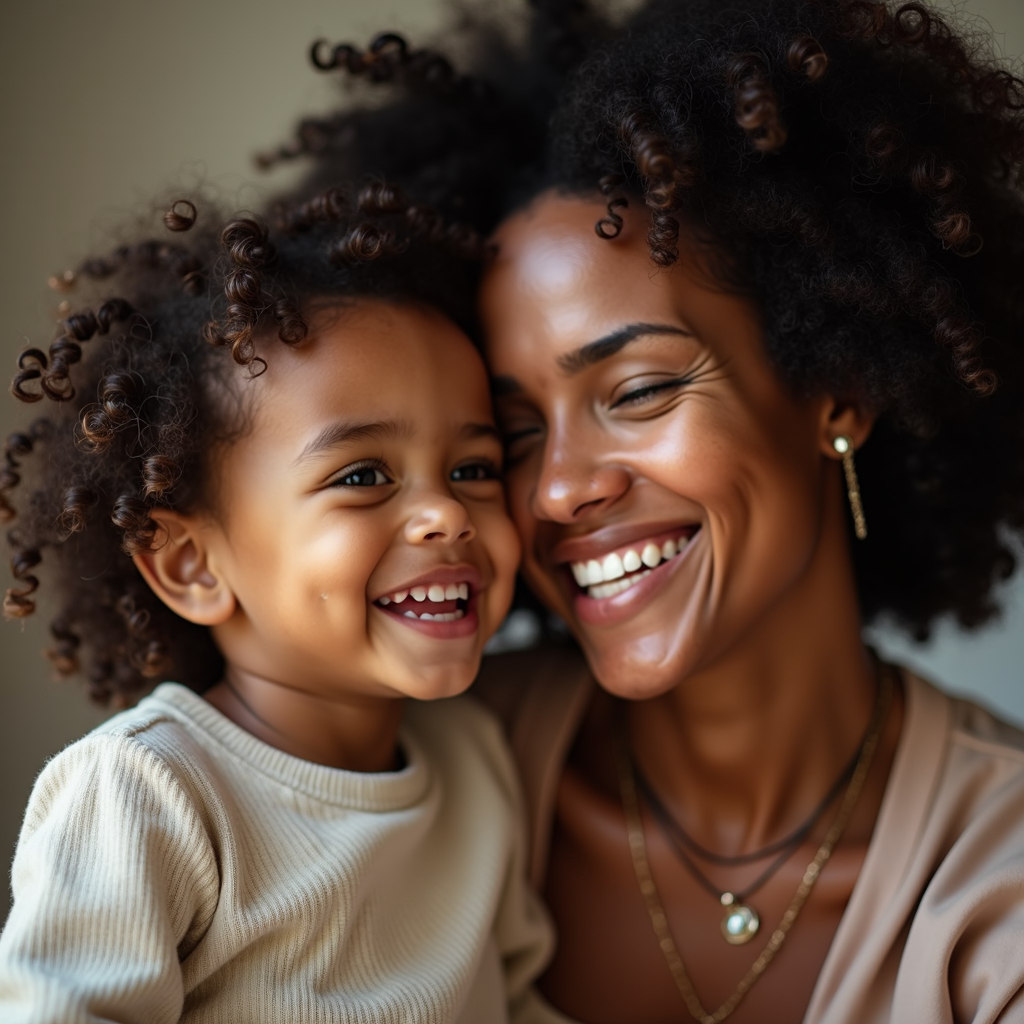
[{"left": 0, "top": 184, "right": 551, "bottom": 1022}]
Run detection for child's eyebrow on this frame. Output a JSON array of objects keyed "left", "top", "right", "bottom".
[
  {"left": 460, "top": 423, "right": 501, "bottom": 442},
  {"left": 294, "top": 419, "right": 413, "bottom": 465}
]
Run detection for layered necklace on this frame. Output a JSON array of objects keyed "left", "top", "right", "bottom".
[{"left": 616, "top": 665, "right": 893, "bottom": 1023}]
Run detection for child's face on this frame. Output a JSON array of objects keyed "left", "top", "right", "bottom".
[{"left": 200, "top": 301, "right": 520, "bottom": 702}]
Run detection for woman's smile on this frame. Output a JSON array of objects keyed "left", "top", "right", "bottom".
[{"left": 555, "top": 524, "right": 701, "bottom": 624}]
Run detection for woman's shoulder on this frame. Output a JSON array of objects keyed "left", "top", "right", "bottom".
[
  {"left": 473, "top": 644, "right": 593, "bottom": 729},
  {"left": 901, "top": 669, "right": 1024, "bottom": 788},
  {"left": 945, "top": 688, "right": 1024, "bottom": 763},
  {"left": 871, "top": 671, "right": 1024, "bottom": 1022}
]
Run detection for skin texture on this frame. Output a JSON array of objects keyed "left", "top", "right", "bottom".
[
  {"left": 135, "top": 300, "right": 520, "bottom": 772},
  {"left": 480, "top": 194, "right": 904, "bottom": 1024}
]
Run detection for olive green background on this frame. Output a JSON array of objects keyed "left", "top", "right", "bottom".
[{"left": 1, "top": 0, "right": 1021, "bottom": 926}]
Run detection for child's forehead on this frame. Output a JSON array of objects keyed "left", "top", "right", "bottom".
[{"left": 246, "top": 299, "right": 494, "bottom": 441}]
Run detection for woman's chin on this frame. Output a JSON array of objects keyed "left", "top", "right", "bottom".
[{"left": 574, "top": 630, "right": 700, "bottom": 701}]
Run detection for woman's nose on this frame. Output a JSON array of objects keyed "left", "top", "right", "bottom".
[
  {"left": 404, "top": 493, "right": 477, "bottom": 545},
  {"left": 531, "top": 432, "right": 631, "bottom": 524}
]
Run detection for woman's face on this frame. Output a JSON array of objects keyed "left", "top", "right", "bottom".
[{"left": 480, "top": 193, "right": 845, "bottom": 698}]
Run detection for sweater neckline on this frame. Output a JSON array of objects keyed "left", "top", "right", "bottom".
[{"left": 140, "top": 682, "right": 430, "bottom": 811}]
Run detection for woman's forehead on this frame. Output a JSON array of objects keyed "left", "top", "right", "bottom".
[{"left": 481, "top": 192, "right": 757, "bottom": 371}]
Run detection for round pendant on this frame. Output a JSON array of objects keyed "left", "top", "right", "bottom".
[{"left": 720, "top": 897, "right": 760, "bottom": 945}]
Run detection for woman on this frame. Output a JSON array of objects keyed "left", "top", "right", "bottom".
[{"left": 276, "top": 0, "right": 1024, "bottom": 1020}]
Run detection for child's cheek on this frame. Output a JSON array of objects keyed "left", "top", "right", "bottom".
[{"left": 482, "top": 508, "right": 522, "bottom": 631}]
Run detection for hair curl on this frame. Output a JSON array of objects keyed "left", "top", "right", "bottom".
[
  {"left": 3, "top": 185, "right": 483, "bottom": 704},
  {"left": 267, "top": 0, "right": 1024, "bottom": 641}
]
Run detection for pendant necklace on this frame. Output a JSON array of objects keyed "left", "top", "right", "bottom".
[
  {"left": 616, "top": 665, "right": 893, "bottom": 1023},
  {"left": 634, "top": 706, "right": 865, "bottom": 945}
]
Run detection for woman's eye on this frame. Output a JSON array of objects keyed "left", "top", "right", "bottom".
[
  {"left": 451, "top": 461, "right": 499, "bottom": 482},
  {"left": 611, "top": 377, "right": 690, "bottom": 409},
  {"left": 333, "top": 464, "right": 392, "bottom": 487},
  {"left": 500, "top": 424, "right": 544, "bottom": 458},
  {"left": 502, "top": 426, "right": 542, "bottom": 446}
]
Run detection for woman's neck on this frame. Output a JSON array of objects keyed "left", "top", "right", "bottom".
[
  {"left": 205, "top": 666, "right": 405, "bottom": 773},
  {"left": 626, "top": 532, "right": 880, "bottom": 855}
]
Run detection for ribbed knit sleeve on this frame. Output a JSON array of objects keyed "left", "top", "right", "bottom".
[{"left": 0, "top": 731, "right": 220, "bottom": 1024}]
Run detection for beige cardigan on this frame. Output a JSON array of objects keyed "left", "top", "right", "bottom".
[{"left": 475, "top": 647, "right": 1024, "bottom": 1024}]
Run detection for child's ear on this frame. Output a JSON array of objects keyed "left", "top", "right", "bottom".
[
  {"left": 816, "top": 395, "right": 875, "bottom": 458},
  {"left": 133, "top": 510, "right": 236, "bottom": 626}
]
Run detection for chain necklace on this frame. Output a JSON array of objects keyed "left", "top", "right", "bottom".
[
  {"left": 616, "top": 666, "right": 893, "bottom": 1024},
  {"left": 635, "top": 703, "right": 866, "bottom": 945}
]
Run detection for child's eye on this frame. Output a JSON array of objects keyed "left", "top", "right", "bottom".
[
  {"left": 331, "top": 461, "right": 393, "bottom": 487},
  {"left": 451, "top": 461, "right": 499, "bottom": 482}
]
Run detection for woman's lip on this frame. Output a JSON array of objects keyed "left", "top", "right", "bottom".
[
  {"left": 570, "top": 528, "right": 701, "bottom": 627},
  {"left": 551, "top": 521, "right": 700, "bottom": 566}
]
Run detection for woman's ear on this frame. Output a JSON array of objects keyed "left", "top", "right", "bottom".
[
  {"left": 817, "top": 396, "right": 876, "bottom": 458},
  {"left": 133, "top": 510, "right": 236, "bottom": 626}
]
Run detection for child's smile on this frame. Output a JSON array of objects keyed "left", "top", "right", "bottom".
[{"left": 374, "top": 566, "right": 479, "bottom": 634}]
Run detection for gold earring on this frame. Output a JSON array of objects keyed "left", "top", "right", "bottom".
[{"left": 833, "top": 436, "right": 867, "bottom": 540}]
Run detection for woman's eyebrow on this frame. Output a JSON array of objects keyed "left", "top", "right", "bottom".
[
  {"left": 556, "top": 322, "right": 693, "bottom": 375},
  {"left": 294, "top": 419, "right": 412, "bottom": 465}
]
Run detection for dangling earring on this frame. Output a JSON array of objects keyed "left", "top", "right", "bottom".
[{"left": 832, "top": 436, "right": 867, "bottom": 540}]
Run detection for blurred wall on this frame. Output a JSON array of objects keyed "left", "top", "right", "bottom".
[{"left": 1, "top": 0, "right": 1021, "bottom": 927}]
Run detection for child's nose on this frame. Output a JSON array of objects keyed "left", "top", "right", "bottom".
[{"left": 404, "top": 496, "right": 476, "bottom": 546}]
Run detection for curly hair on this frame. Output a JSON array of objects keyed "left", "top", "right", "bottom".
[
  {"left": 272, "top": 0, "right": 1024, "bottom": 641},
  {"left": 1, "top": 184, "right": 484, "bottom": 705}
]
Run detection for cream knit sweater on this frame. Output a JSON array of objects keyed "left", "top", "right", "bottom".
[{"left": 0, "top": 684, "right": 552, "bottom": 1024}]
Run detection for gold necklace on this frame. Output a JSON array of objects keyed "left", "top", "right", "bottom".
[{"left": 616, "top": 666, "right": 893, "bottom": 1024}]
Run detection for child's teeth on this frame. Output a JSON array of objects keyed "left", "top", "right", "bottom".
[
  {"left": 622, "top": 548, "right": 642, "bottom": 573},
  {"left": 641, "top": 542, "right": 662, "bottom": 568},
  {"left": 384, "top": 582, "right": 471, "bottom": 607},
  {"left": 404, "top": 610, "right": 417, "bottom": 618},
  {"left": 662, "top": 538, "right": 677, "bottom": 560},
  {"left": 602, "top": 552, "right": 624, "bottom": 580}
]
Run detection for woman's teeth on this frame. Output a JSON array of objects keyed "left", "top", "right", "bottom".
[
  {"left": 570, "top": 536, "right": 689, "bottom": 599},
  {"left": 377, "top": 582, "right": 470, "bottom": 621}
]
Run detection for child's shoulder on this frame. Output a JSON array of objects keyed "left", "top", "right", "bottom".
[
  {"left": 20, "top": 684, "right": 224, "bottom": 841},
  {"left": 403, "top": 694, "right": 525, "bottom": 805},
  {"left": 81, "top": 681, "right": 221, "bottom": 768},
  {"left": 31, "top": 683, "right": 241, "bottom": 813}
]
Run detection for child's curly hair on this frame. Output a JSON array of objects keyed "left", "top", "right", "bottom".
[
  {"left": 1, "top": 183, "right": 483, "bottom": 705},
  {"left": 271, "top": 0, "right": 1024, "bottom": 641}
]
